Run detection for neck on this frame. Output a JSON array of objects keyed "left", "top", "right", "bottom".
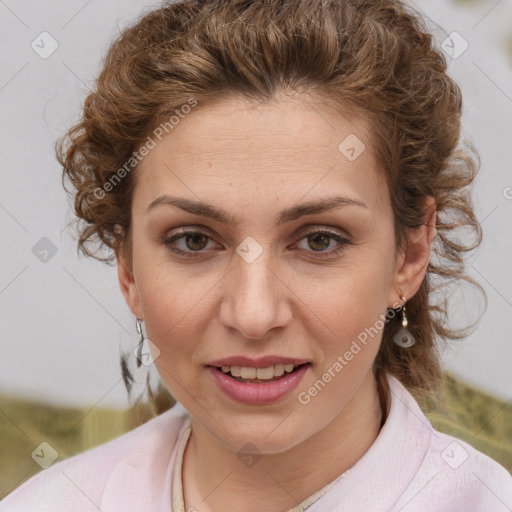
[{"left": 182, "top": 371, "right": 384, "bottom": 512}]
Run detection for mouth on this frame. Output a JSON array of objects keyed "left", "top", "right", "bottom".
[
  {"left": 212, "top": 363, "right": 310, "bottom": 383},
  {"left": 207, "top": 362, "right": 310, "bottom": 404}
]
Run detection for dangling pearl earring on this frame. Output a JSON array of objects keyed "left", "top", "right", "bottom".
[{"left": 392, "top": 296, "right": 415, "bottom": 348}]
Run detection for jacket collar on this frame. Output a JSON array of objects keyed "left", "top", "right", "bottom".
[
  {"left": 99, "top": 403, "right": 190, "bottom": 511},
  {"left": 306, "top": 373, "right": 433, "bottom": 511}
]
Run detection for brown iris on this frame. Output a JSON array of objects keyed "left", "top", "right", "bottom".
[
  {"left": 185, "top": 233, "right": 209, "bottom": 251},
  {"left": 307, "top": 233, "right": 330, "bottom": 251}
]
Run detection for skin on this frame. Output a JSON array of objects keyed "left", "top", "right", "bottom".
[{"left": 116, "top": 92, "right": 436, "bottom": 512}]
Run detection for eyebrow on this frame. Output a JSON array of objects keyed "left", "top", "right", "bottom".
[{"left": 145, "top": 194, "right": 368, "bottom": 226}]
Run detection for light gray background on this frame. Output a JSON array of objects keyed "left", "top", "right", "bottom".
[{"left": 1, "top": 0, "right": 511, "bottom": 408}]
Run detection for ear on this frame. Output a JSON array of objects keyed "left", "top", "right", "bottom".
[
  {"left": 388, "top": 197, "right": 436, "bottom": 306},
  {"left": 114, "top": 227, "right": 143, "bottom": 319}
]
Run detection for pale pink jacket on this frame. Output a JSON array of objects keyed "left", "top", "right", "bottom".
[{"left": 2, "top": 373, "right": 511, "bottom": 511}]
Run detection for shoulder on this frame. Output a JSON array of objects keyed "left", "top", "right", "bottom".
[
  {"left": 0, "top": 403, "right": 189, "bottom": 512},
  {"left": 387, "top": 375, "right": 512, "bottom": 511},
  {"left": 414, "top": 429, "right": 512, "bottom": 510}
]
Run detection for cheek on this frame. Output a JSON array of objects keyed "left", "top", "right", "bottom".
[
  {"left": 294, "top": 252, "right": 393, "bottom": 373},
  {"left": 304, "top": 285, "right": 386, "bottom": 373},
  {"left": 300, "top": 254, "right": 393, "bottom": 331},
  {"left": 132, "top": 250, "right": 210, "bottom": 370},
  {"left": 292, "top": 271, "right": 389, "bottom": 414},
  {"left": 140, "top": 282, "right": 205, "bottom": 360},
  {"left": 140, "top": 285, "right": 207, "bottom": 405}
]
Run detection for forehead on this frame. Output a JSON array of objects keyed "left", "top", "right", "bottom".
[{"left": 134, "top": 94, "right": 389, "bottom": 216}]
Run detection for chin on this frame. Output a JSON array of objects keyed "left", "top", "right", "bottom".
[{"left": 208, "top": 415, "right": 313, "bottom": 455}]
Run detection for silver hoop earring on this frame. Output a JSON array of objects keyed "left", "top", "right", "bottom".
[
  {"left": 392, "top": 296, "right": 415, "bottom": 348},
  {"left": 135, "top": 318, "right": 144, "bottom": 368}
]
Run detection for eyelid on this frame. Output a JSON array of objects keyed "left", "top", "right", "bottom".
[{"left": 294, "top": 224, "right": 351, "bottom": 239}]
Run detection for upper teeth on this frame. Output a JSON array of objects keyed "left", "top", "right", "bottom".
[{"left": 221, "top": 364, "right": 298, "bottom": 380}]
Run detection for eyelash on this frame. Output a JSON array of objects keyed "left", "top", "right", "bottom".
[{"left": 161, "top": 228, "right": 351, "bottom": 259}]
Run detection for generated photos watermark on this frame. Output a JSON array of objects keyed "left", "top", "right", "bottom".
[
  {"left": 88, "top": 97, "right": 198, "bottom": 202},
  {"left": 297, "top": 301, "right": 404, "bottom": 405}
]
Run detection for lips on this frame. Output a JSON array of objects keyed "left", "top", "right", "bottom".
[
  {"left": 206, "top": 357, "right": 311, "bottom": 404},
  {"left": 207, "top": 363, "right": 311, "bottom": 405}
]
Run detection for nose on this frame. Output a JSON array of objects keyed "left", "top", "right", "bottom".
[{"left": 219, "top": 248, "right": 292, "bottom": 341}]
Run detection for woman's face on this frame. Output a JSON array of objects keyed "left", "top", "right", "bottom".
[{"left": 118, "top": 94, "right": 411, "bottom": 453}]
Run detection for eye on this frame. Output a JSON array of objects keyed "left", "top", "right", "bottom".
[
  {"left": 162, "top": 230, "right": 218, "bottom": 258},
  {"left": 294, "top": 230, "right": 351, "bottom": 257}
]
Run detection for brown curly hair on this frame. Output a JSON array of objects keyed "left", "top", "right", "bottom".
[{"left": 58, "top": 0, "right": 484, "bottom": 412}]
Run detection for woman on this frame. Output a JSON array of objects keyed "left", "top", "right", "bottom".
[{"left": 2, "top": 0, "right": 511, "bottom": 510}]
